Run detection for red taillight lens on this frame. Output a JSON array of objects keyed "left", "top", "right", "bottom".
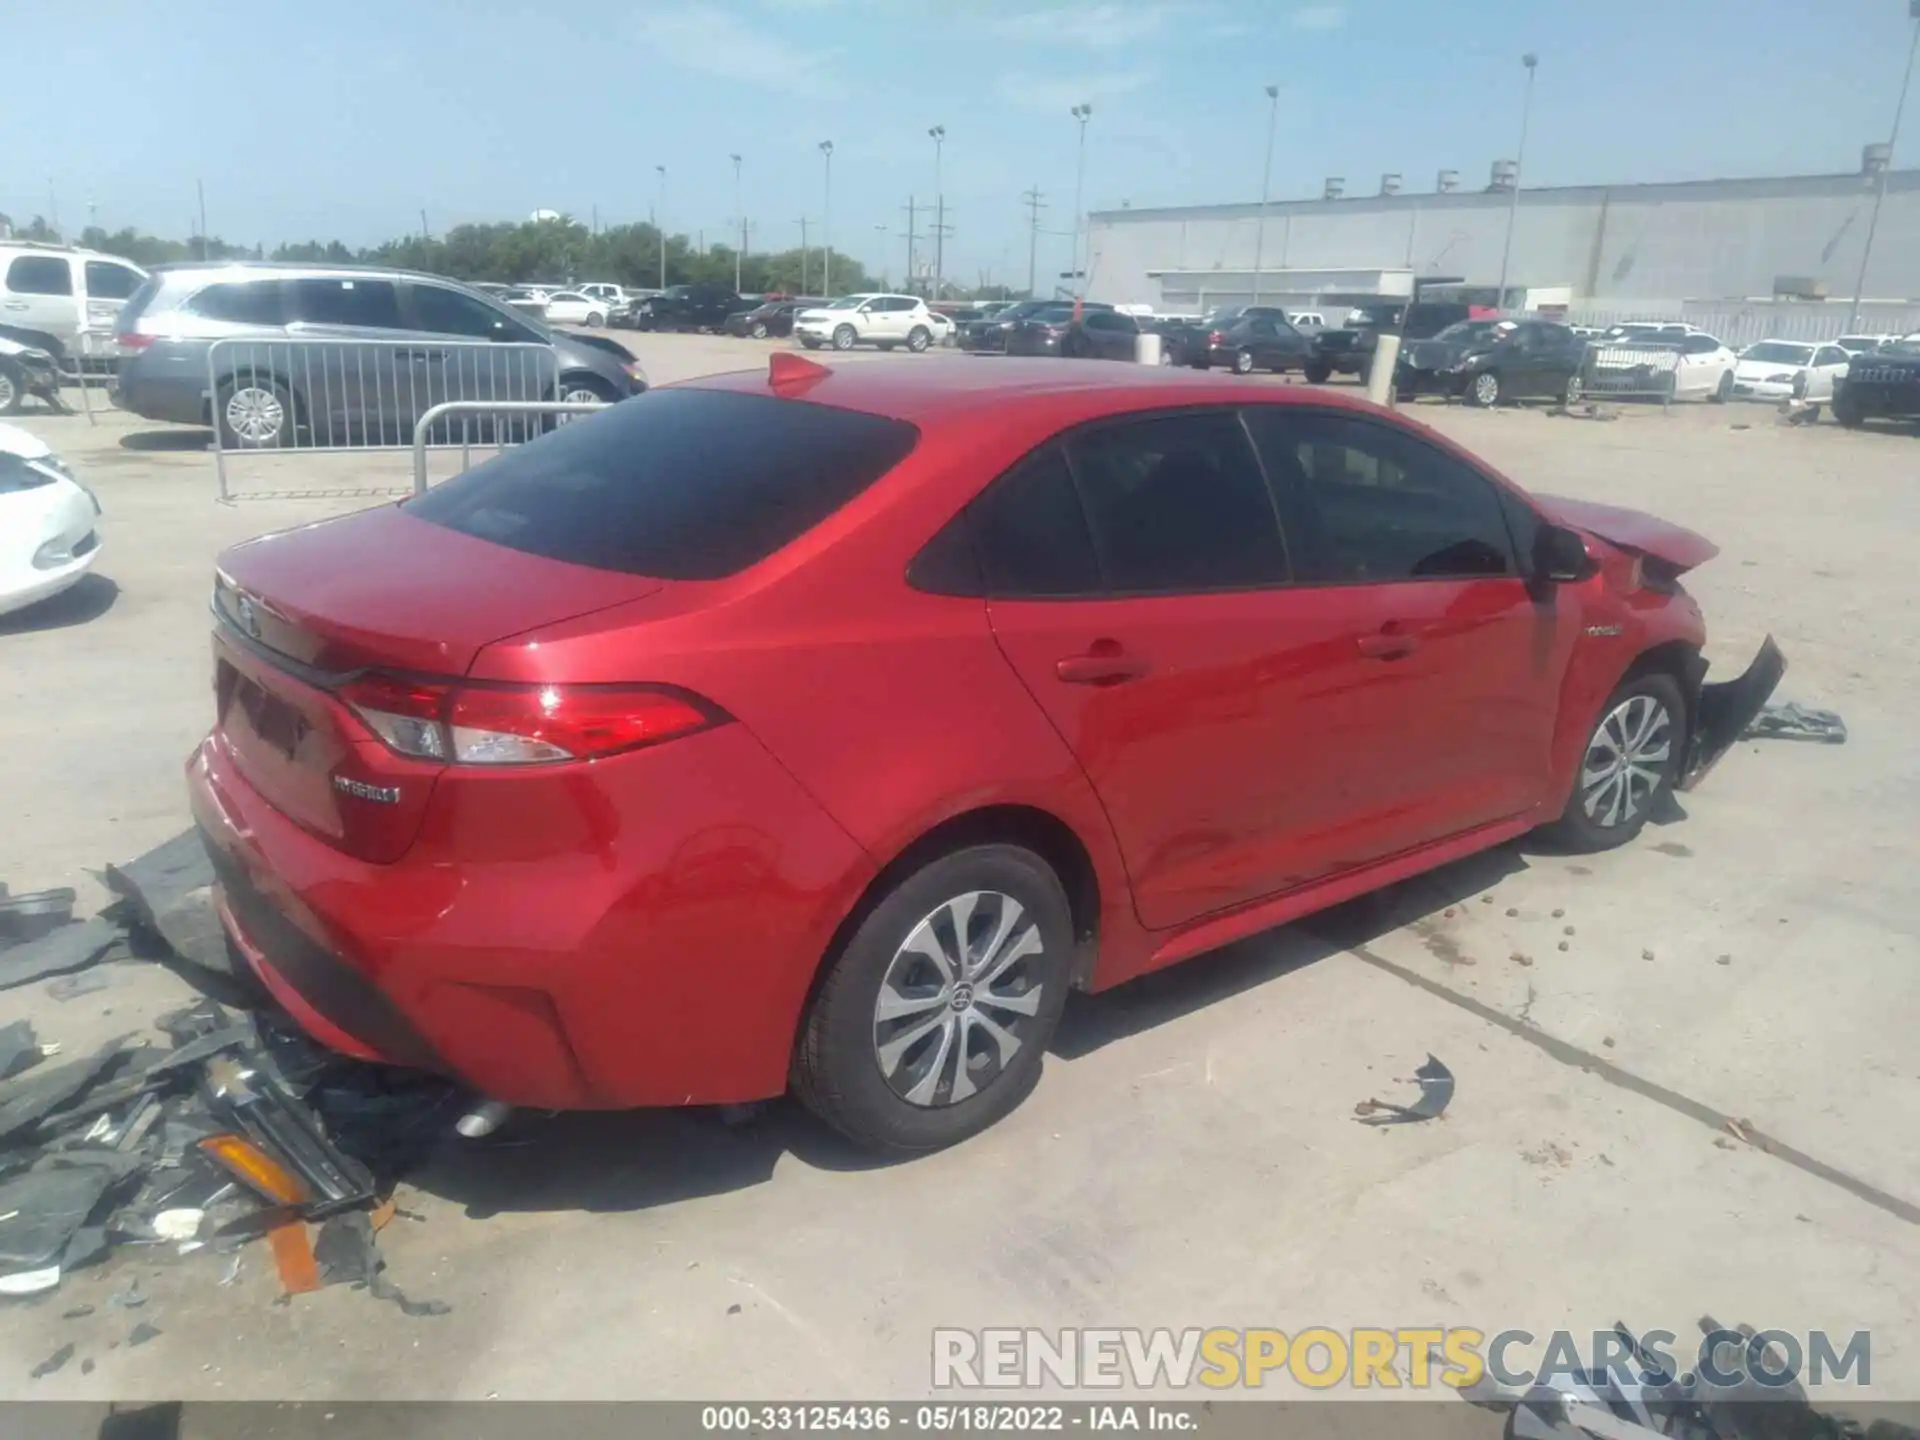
[
  {"left": 338, "top": 674, "right": 720, "bottom": 766},
  {"left": 116, "top": 332, "right": 157, "bottom": 351},
  {"left": 1208, "top": 330, "right": 1225, "bottom": 345}
]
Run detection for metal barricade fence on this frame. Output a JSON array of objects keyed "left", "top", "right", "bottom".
[
  {"left": 57, "top": 330, "right": 113, "bottom": 425},
  {"left": 206, "top": 337, "right": 561, "bottom": 502},
  {"left": 411, "top": 401, "right": 607, "bottom": 494},
  {"left": 1577, "top": 344, "right": 1678, "bottom": 405}
]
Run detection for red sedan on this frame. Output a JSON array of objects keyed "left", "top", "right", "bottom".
[{"left": 189, "top": 355, "right": 1781, "bottom": 1153}]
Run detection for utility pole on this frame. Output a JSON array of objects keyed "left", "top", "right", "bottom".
[
  {"left": 1848, "top": 5, "right": 1920, "bottom": 330},
  {"left": 1069, "top": 105, "right": 1092, "bottom": 307},
  {"left": 819, "top": 140, "right": 835, "bottom": 296},
  {"left": 655, "top": 166, "right": 668, "bottom": 290},
  {"left": 731, "top": 153, "right": 745, "bottom": 293},
  {"left": 1253, "top": 84, "right": 1279, "bottom": 305},
  {"left": 48, "top": 178, "right": 58, "bottom": 238},
  {"left": 196, "top": 178, "right": 208, "bottom": 259},
  {"left": 928, "top": 125, "right": 946, "bottom": 301},
  {"left": 902, "top": 197, "right": 919, "bottom": 294},
  {"left": 1022, "top": 186, "right": 1046, "bottom": 297},
  {"left": 797, "top": 218, "right": 810, "bottom": 295},
  {"left": 591, "top": 203, "right": 599, "bottom": 235},
  {"left": 1494, "top": 53, "right": 1539, "bottom": 313},
  {"left": 421, "top": 208, "right": 430, "bottom": 243}
]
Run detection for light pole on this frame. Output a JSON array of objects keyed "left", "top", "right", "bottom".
[
  {"left": 1252, "top": 85, "right": 1279, "bottom": 306},
  {"left": 875, "top": 224, "right": 890, "bottom": 287},
  {"left": 655, "top": 165, "right": 667, "bottom": 290},
  {"left": 1070, "top": 103, "right": 1092, "bottom": 304},
  {"left": 1493, "top": 53, "right": 1538, "bottom": 313},
  {"left": 928, "top": 125, "right": 945, "bottom": 300},
  {"left": 819, "top": 141, "right": 835, "bottom": 296},
  {"left": 1848, "top": 5, "right": 1920, "bottom": 331},
  {"left": 731, "top": 153, "right": 744, "bottom": 293}
]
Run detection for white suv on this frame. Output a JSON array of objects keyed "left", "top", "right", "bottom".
[
  {"left": 0, "top": 243, "right": 150, "bottom": 370},
  {"left": 794, "top": 294, "right": 940, "bottom": 352}
]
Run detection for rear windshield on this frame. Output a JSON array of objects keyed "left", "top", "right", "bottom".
[{"left": 405, "top": 388, "right": 919, "bottom": 580}]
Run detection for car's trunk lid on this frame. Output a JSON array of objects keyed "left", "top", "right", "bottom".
[{"left": 211, "top": 505, "right": 656, "bottom": 860}]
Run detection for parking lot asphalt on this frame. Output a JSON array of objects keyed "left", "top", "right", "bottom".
[{"left": 2, "top": 335, "right": 1916, "bottom": 1405}]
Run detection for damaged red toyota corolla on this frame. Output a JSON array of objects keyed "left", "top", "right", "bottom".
[{"left": 188, "top": 355, "right": 1782, "bottom": 1154}]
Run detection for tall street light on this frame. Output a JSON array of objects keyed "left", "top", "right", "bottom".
[
  {"left": 655, "top": 165, "right": 667, "bottom": 291},
  {"left": 928, "top": 125, "right": 946, "bottom": 300},
  {"left": 731, "top": 153, "right": 745, "bottom": 293},
  {"left": 1493, "top": 52, "right": 1538, "bottom": 313},
  {"left": 1252, "top": 84, "right": 1279, "bottom": 306},
  {"left": 1070, "top": 103, "right": 1092, "bottom": 305},
  {"left": 819, "top": 140, "right": 835, "bottom": 296},
  {"left": 1847, "top": 4, "right": 1920, "bottom": 331}
]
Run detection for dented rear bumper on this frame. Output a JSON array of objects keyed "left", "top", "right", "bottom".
[{"left": 1680, "top": 636, "right": 1786, "bottom": 790}]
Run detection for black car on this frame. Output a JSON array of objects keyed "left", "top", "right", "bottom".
[
  {"left": 959, "top": 299, "right": 1113, "bottom": 352},
  {"left": 1395, "top": 319, "right": 1587, "bottom": 406},
  {"left": 1198, "top": 311, "right": 1314, "bottom": 375},
  {"left": 1005, "top": 305, "right": 1140, "bottom": 360},
  {"left": 634, "top": 284, "right": 746, "bottom": 332},
  {"left": 1833, "top": 334, "right": 1920, "bottom": 428},
  {"left": 1307, "top": 301, "right": 1475, "bottom": 383},
  {"left": 725, "top": 300, "right": 811, "bottom": 339}
]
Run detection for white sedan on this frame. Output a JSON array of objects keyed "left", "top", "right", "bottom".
[
  {"left": 1732, "top": 340, "right": 1852, "bottom": 402},
  {"left": 541, "top": 291, "right": 610, "bottom": 327},
  {"left": 1, "top": 422, "right": 102, "bottom": 618}
]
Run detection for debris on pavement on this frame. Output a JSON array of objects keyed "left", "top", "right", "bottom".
[
  {"left": 1743, "top": 701, "right": 1847, "bottom": 745},
  {"left": 127, "top": 1320, "right": 161, "bottom": 1347},
  {"left": 0, "top": 1020, "right": 43, "bottom": 1082},
  {"left": 30, "top": 1342, "right": 75, "bottom": 1380},
  {"left": 1354, "top": 1054, "right": 1455, "bottom": 1126},
  {"left": 0, "top": 886, "right": 78, "bottom": 947},
  {"left": 0, "top": 915, "right": 125, "bottom": 992},
  {"left": 103, "top": 829, "right": 227, "bottom": 976},
  {"left": 47, "top": 967, "right": 119, "bottom": 1003}
]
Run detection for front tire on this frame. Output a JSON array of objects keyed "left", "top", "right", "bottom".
[
  {"left": 586, "top": 312, "right": 606, "bottom": 328},
  {"left": 906, "top": 326, "right": 932, "bottom": 353},
  {"left": 1542, "top": 672, "right": 1685, "bottom": 852},
  {"left": 216, "top": 376, "right": 295, "bottom": 448},
  {"left": 799, "top": 336, "right": 822, "bottom": 350},
  {"left": 1562, "top": 371, "right": 1585, "bottom": 406},
  {"left": 1232, "top": 348, "right": 1255, "bottom": 375},
  {"left": 1468, "top": 370, "right": 1501, "bottom": 407},
  {"left": 1304, "top": 359, "right": 1332, "bottom": 384},
  {"left": 752, "top": 321, "right": 770, "bottom": 340},
  {"left": 832, "top": 325, "right": 858, "bottom": 352},
  {"left": 1834, "top": 389, "right": 1864, "bottom": 427},
  {"left": 794, "top": 844, "right": 1074, "bottom": 1154},
  {"left": 0, "top": 360, "right": 25, "bottom": 416},
  {"left": 1710, "top": 370, "right": 1734, "bottom": 403}
]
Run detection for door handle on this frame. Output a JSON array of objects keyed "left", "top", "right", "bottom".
[
  {"left": 1056, "top": 648, "right": 1148, "bottom": 686},
  {"left": 1356, "top": 627, "right": 1419, "bottom": 660},
  {"left": 2, "top": 301, "right": 27, "bottom": 311}
]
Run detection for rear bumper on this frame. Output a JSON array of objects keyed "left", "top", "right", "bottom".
[
  {"left": 187, "top": 721, "right": 876, "bottom": 1110},
  {"left": 112, "top": 356, "right": 207, "bottom": 425}
]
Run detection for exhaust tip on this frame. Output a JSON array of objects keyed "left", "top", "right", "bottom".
[{"left": 455, "top": 1100, "right": 513, "bottom": 1139}]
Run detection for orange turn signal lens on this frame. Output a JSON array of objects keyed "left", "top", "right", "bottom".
[{"left": 199, "top": 1134, "right": 311, "bottom": 1206}]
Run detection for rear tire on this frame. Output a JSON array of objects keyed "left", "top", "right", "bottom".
[
  {"left": 1541, "top": 672, "right": 1685, "bottom": 852},
  {"left": 586, "top": 312, "right": 606, "bottom": 328},
  {"left": 1834, "top": 390, "right": 1864, "bottom": 427},
  {"left": 1232, "top": 348, "right": 1255, "bottom": 375},
  {"left": 794, "top": 844, "right": 1074, "bottom": 1155},
  {"left": 751, "top": 321, "right": 770, "bottom": 340},
  {"left": 799, "top": 336, "right": 822, "bottom": 350},
  {"left": 907, "top": 326, "right": 932, "bottom": 353},
  {"left": 1468, "top": 371, "right": 1501, "bottom": 407},
  {"left": 1710, "top": 370, "right": 1734, "bottom": 403}
]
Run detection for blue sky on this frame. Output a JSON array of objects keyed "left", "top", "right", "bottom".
[{"left": 3, "top": 0, "right": 1914, "bottom": 287}]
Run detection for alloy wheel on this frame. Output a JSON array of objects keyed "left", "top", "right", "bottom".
[
  {"left": 871, "top": 890, "right": 1047, "bottom": 1108},
  {"left": 1580, "top": 694, "right": 1673, "bottom": 828},
  {"left": 1565, "top": 373, "right": 1584, "bottom": 405},
  {"left": 0, "top": 371, "right": 17, "bottom": 412},
  {"left": 1474, "top": 372, "right": 1500, "bottom": 406},
  {"left": 225, "top": 386, "right": 285, "bottom": 443}
]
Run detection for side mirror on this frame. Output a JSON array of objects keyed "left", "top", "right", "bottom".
[{"left": 1534, "top": 524, "right": 1597, "bottom": 583}]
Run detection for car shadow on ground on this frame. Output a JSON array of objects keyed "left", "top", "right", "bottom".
[
  {"left": 0, "top": 572, "right": 120, "bottom": 633},
  {"left": 120, "top": 428, "right": 211, "bottom": 452},
  {"left": 406, "top": 842, "right": 1535, "bottom": 1221}
]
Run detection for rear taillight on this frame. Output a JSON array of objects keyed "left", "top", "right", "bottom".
[
  {"left": 116, "top": 332, "right": 157, "bottom": 351},
  {"left": 1208, "top": 330, "right": 1225, "bottom": 345},
  {"left": 338, "top": 673, "right": 722, "bottom": 766}
]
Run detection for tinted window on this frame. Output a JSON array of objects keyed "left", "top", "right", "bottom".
[
  {"left": 970, "top": 447, "right": 1101, "bottom": 597},
  {"left": 1682, "top": 335, "right": 1720, "bottom": 354},
  {"left": 84, "top": 261, "right": 143, "bottom": 300},
  {"left": 6, "top": 256, "right": 72, "bottom": 296},
  {"left": 1067, "top": 412, "right": 1287, "bottom": 594},
  {"left": 408, "top": 388, "right": 918, "bottom": 580},
  {"left": 1245, "top": 410, "right": 1516, "bottom": 583},
  {"left": 1815, "top": 346, "right": 1848, "bottom": 367},
  {"left": 287, "top": 278, "right": 402, "bottom": 329},
  {"left": 188, "top": 280, "right": 287, "bottom": 326},
  {"left": 411, "top": 284, "right": 527, "bottom": 339}
]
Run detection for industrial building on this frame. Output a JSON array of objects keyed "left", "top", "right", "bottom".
[{"left": 1084, "top": 148, "right": 1920, "bottom": 339}]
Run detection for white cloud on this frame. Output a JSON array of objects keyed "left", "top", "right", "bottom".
[
  {"left": 1290, "top": 3, "right": 1347, "bottom": 30},
  {"left": 637, "top": 5, "right": 843, "bottom": 97},
  {"left": 994, "top": 69, "right": 1154, "bottom": 112},
  {"left": 988, "top": 5, "right": 1168, "bottom": 49}
]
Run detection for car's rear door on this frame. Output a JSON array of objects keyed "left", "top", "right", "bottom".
[
  {"left": 1811, "top": 344, "right": 1850, "bottom": 400},
  {"left": 977, "top": 409, "right": 1395, "bottom": 930},
  {"left": 2, "top": 254, "right": 78, "bottom": 353},
  {"left": 1244, "top": 406, "right": 1565, "bottom": 853},
  {"left": 282, "top": 277, "right": 408, "bottom": 442}
]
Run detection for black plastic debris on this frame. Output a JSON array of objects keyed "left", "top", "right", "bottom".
[
  {"left": 0, "top": 1150, "right": 146, "bottom": 1284},
  {"left": 48, "top": 967, "right": 118, "bottom": 1003},
  {"left": 1744, "top": 701, "right": 1847, "bottom": 745},
  {"left": 0, "top": 887, "right": 77, "bottom": 947},
  {"left": 0, "top": 915, "right": 124, "bottom": 992},
  {"left": 0, "top": 1020, "right": 42, "bottom": 1082},
  {"left": 104, "top": 830, "right": 227, "bottom": 976},
  {"left": 127, "top": 1321, "right": 161, "bottom": 1347},
  {"left": 1354, "top": 1054, "right": 1455, "bottom": 1126},
  {"left": 314, "top": 1209, "right": 450, "bottom": 1316},
  {"left": 0, "top": 1039, "right": 137, "bottom": 1145},
  {"left": 30, "top": 1342, "right": 75, "bottom": 1380}
]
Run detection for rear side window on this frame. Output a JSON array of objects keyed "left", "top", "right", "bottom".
[
  {"left": 287, "top": 278, "right": 402, "bottom": 329},
  {"left": 971, "top": 447, "right": 1102, "bottom": 597},
  {"left": 84, "top": 261, "right": 143, "bottom": 300},
  {"left": 6, "top": 256, "right": 72, "bottom": 296},
  {"left": 1067, "top": 412, "right": 1288, "bottom": 594},
  {"left": 407, "top": 388, "right": 919, "bottom": 580},
  {"left": 188, "top": 281, "right": 287, "bottom": 326}
]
